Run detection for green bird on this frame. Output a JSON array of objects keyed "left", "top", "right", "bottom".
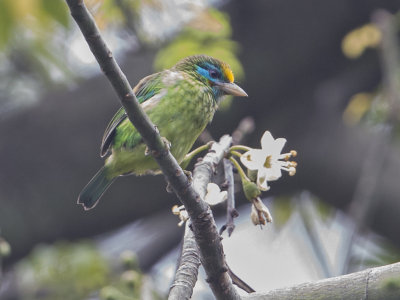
[{"left": 78, "top": 55, "right": 247, "bottom": 210}]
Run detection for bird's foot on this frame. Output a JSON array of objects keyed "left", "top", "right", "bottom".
[
  {"left": 183, "top": 170, "right": 193, "bottom": 183},
  {"left": 172, "top": 204, "right": 189, "bottom": 227},
  {"left": 144, "top": 146, "right": 151, "bottom": 156},
  {"left": 166, "top": 182, "right": 174, "bottom": 193},
  {"left": 161, "top": 137, "right": 171, "bottom": 151}
]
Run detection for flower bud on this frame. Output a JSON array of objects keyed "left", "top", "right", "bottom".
[
  {"left": 250, "top": 198, "right": 273, "bottom": 226},
  {"left": 247, "top": 169, "right": 258, "bottom": 182},
  {"left": 242, "top": 178, "right": 261, "bottom": 201}
]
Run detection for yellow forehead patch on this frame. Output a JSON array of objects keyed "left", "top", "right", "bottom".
[{"left": 222, "top": 64, "right": 234, "bottom": 83}]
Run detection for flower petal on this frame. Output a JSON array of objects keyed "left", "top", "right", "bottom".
[
  {"left": 251, "top": 204, "right": 262, "bottom": 225},
  {"left": 205, "top": 183, "right": 227, "bottom": 205},
  {"left": 253, "top": 198, "right": 273, "bottom": 223},
  {"left": 241, "top": 149, "right": 265, "bottom": 170},
  {"left": 260, "top": 131, "right": 275, "bottom": 150},
  {"left": 257, "top": 168, "right": 270, "bottom": 191},
  {"left": 271, "top": 138, "right": 287, "bottom": 155},
  {"left": 267, "top": 163, "right": 283, "bottom": 180},
  {"left": 259, "top": 164, "right": 280, "bottom": 181}
]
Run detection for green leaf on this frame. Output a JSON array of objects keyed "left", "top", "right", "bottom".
[
  {"left": 0, "top": 0, "right": 15, "bottom": 49},
  {"left": 40, "top": 0, "right": 70, "bottom": 28}
]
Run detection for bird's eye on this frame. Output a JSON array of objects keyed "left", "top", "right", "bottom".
[{"left": 209, "top": 69, "right": 219, "bottom": 79}]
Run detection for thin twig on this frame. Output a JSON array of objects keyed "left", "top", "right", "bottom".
[
  {"left": 65, "top": 1, "right": 240, "bottom": 298},
  {"left": 220, "top": 117, "right": 254, "bottom": 236},
  {"left": 220, "top": 158, "right": 238, "bottom": 237},
  {"left": 169, "top": 136, "right": 254, "bottom": 297},
  {"left": 171, "top": 136, "right": 255, "bottom": 297},
  {"left": 189, "top": 135, "right": 240, "bottom": 299},
  {"left": 227, "top": 265, "right": 255, "bottom": 294}
]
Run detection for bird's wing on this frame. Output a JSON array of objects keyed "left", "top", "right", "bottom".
[{"left": 100, "top": 72, "right": 163, "bottom": 157}]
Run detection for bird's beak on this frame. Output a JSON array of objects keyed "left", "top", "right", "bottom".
[{"left": 218, "top": 82, "right": 248, "bottom": 97}]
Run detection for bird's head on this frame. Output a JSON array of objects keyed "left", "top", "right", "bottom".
[{"left": 174, "top": 55, "right": 248, "bottom": 100}]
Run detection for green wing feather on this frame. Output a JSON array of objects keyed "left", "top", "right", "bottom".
[
  {"left": 100, "top": 73, "right": 163, "bottom": 157},
  {"left": 100, "top": 107, "right": 126, "bottom": 157}
]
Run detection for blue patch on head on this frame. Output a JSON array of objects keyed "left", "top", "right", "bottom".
[
  {"left": 195, "top": 63, "right": 226, "bottom": 99},
  {"left": 196, "top": 63, "right": 223, "bottom": 82},
  {"left": 196, "top": 65, "right": 210, "bottom": 80}
]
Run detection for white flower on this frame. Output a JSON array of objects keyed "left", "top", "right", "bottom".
[
  {"left": 204, "top": 183, "right": 228, "bottom": 206},
  {"left": 251, "top": 198, "right": 273, "bottom": 226},
  {"left": 240, "top": 131, "right": 297, "bottom": 191},
  {"left": 172, "top": 205, "right": 189, "bottom": 227}
]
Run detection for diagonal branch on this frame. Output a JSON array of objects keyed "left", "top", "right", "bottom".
[
  {"left": 65, "top": 1, "right": 240, "bottom": 298},
  {"left": 169, "top": 136, "right": 255, "bottom": 298},
  {"left": 242, "top": 262, "right": 400, "bottom": 300},
  {"left": 169, "top": 136, "right": 232, "bottom": 299}
]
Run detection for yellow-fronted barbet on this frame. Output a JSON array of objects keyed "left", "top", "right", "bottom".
[{"left": 78, "top": 55, "right": 247, "bottom": 210}]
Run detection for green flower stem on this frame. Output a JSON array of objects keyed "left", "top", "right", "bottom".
[
  {"left": 229, "top": 145, "right": 252, "bottom": 152},
  {"left": 229, "top": 150, "right": 242, "bottom": 158},
  {"left": 180, "top": 143, "right": 212, "bottom": 169},
  {"left": 229, "top": 157, "right": 250, "bottom": 182}
]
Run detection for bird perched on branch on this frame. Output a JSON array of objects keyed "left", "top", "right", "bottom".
[{"left": 78, "top": 55, "right": 247, "bottom": 210}]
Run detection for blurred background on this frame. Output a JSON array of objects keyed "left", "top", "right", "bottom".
[{"left": 1, "top": 0, "right": 400, "bottom": 299}]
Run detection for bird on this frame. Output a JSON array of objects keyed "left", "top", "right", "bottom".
[{"left": 78, "top": 55, "right": 247, "bottom": 210}]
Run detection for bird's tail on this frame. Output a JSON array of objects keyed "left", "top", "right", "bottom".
[{"left": 78, "top": 167, "right": 115, "bottom": 210}]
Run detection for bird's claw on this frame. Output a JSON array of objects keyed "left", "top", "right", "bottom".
[
  {"left": 183, "top": 170, "right": 193, "bottom": 183},
  {"left": 166, "top": 182, "right": 174, "bottom": 193},
  {"left": 161, "top": 137, "right": 171, "bottom": 151},
  {"left": 144, "top": 146, "right": 151, "bottom": 156}
]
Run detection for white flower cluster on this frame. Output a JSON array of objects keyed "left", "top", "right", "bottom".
[
  {"left": 240, "top": 131, "right": 297, "bottom": 191},
  {"left": 171, "top": 130, "right": 297, "bottom": 228},
  {"left": 236, "top": 130, "right": 297, "bottom": 226}
]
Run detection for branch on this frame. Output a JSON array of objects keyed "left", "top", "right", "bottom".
[
  {"left": 243, "top": 262, "right": 400, "bottom": 300},
  {"left": 189, "top": 135, "right": 241, "bottom": 299},
  {"left": 219, "top": 158, "right": 238, "bottom": 237},
  {"left": 168, "top": 222, "right": 200, "bottom": 300},
  {"left": 65, "top": 1, "right": 240, "bottom": 298},
  {"left": 170, "top": 136, "right": 255, "bottom": 297},
  {"left": 169, "top": 137, "right": 233, "bottom": 299},
  {"left": 220, "top": 117, "right": 254, "bottom": 237}
]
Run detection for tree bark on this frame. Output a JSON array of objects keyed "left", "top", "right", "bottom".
[{"left": 243, "top": 262, "right": 400, "bottom": 300}]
